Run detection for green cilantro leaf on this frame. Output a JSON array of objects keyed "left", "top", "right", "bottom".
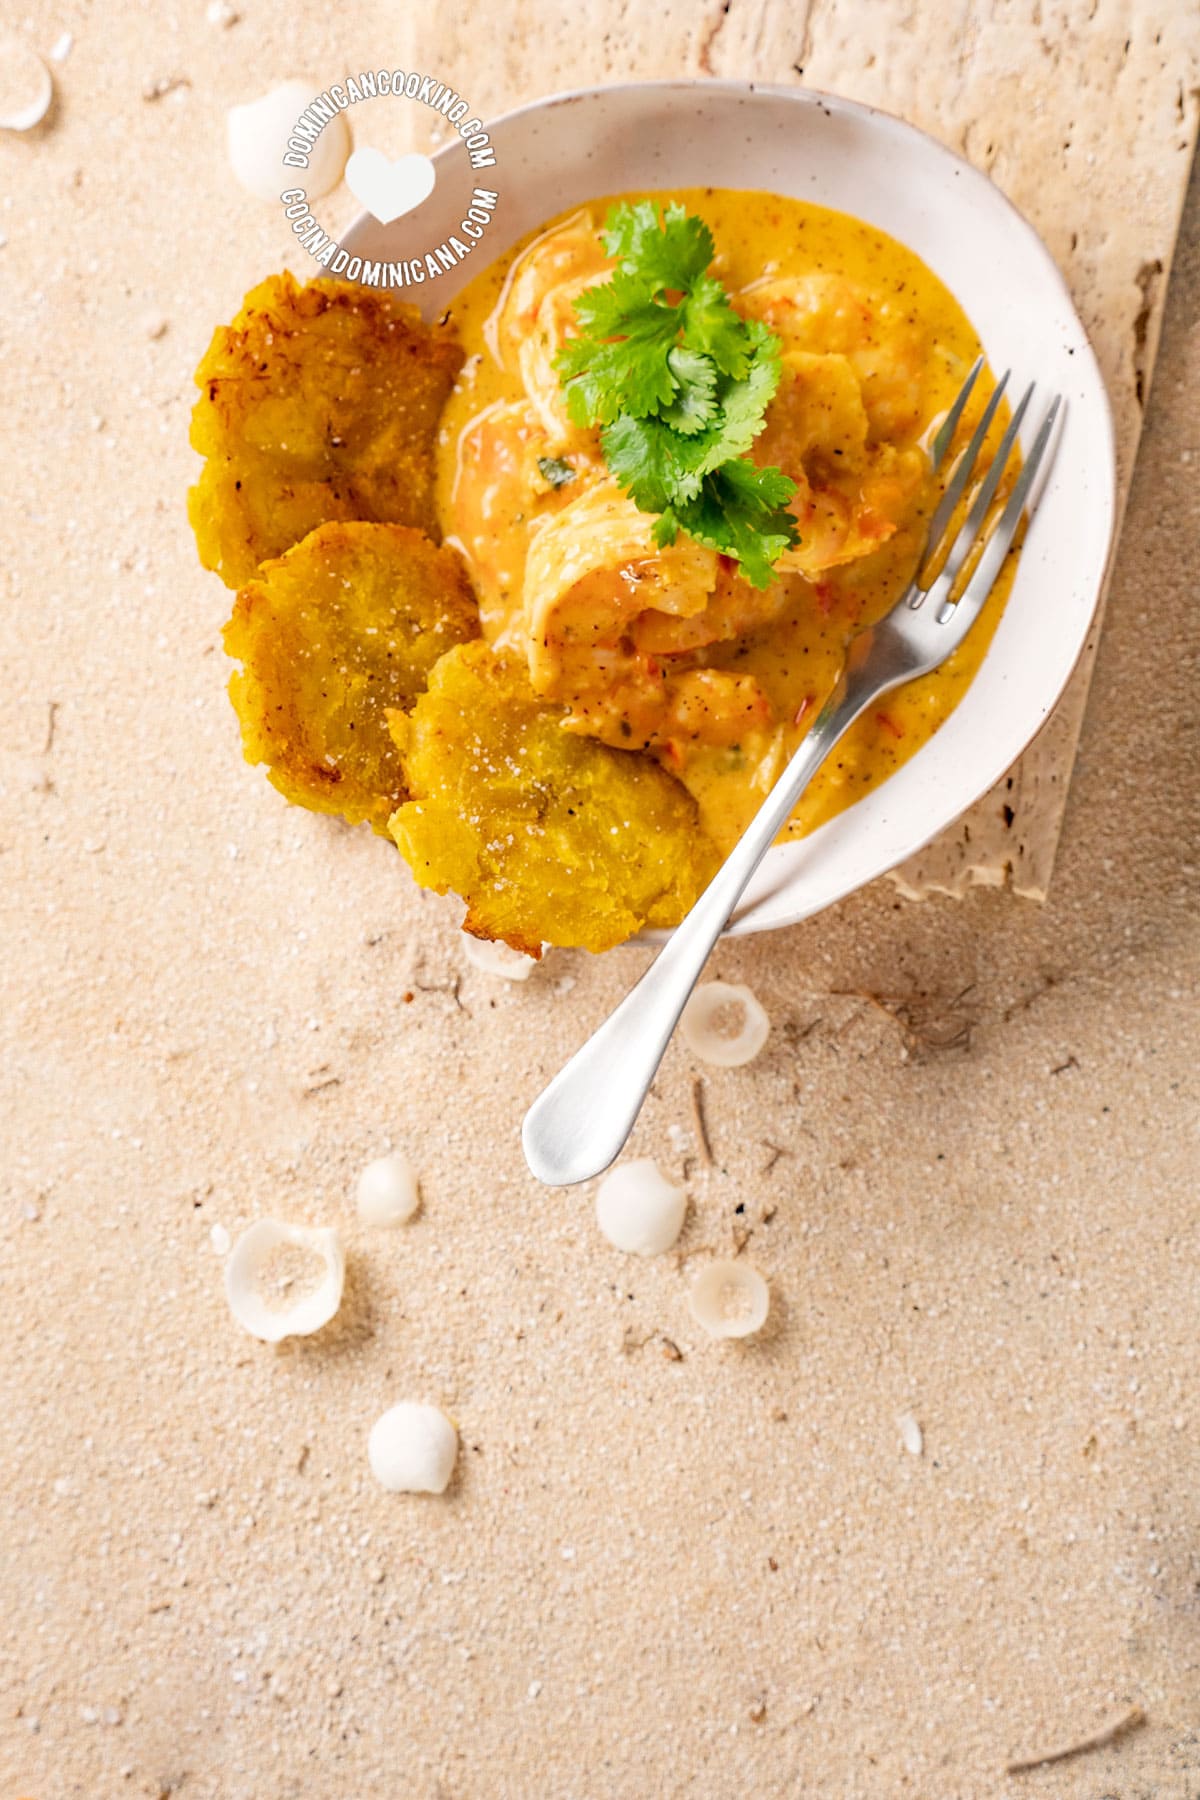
[
  {"left": 537, "top": 456, "right": 577, "bottom": 488},
  {"left": 600, "top": 413, "right": 685, "bottom": 515},
  {"left": 669, "top": 461, "right": 799, "bottom": 589},
  {"left": 687, "top": 321, "right": 785, "bottom": 478},
  {"left": 602, "top": 201, "right": 714, "bottom": 292},
  {"left": 571, "top": 267, "right": 660, "bottom": 339},
  {"left": 682, "top": 275, "right": 754, "bottom": 378},
  {"left": 553, "top": 200, "right": 798, "bottom": 583},
  {"left": 557, "top": 304, "right": 680, "bottom": 425},
  {"left": 659, "top": 347, "right": 718, "bottom": 435},
  {"left": 653, "top": 503, "right": 681, "bottom": 547}
]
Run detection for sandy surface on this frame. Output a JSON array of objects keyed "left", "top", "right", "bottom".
[{"left": 2, "top": 10, "right": 1199, "bottom": 1800}]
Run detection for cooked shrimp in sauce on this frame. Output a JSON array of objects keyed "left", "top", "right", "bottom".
[{"left": 439, "top": 189, "right": 1016, "bottom": 851}]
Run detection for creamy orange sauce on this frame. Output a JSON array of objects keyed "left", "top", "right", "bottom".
[{"left": 436, "top": 188, "right": 1015, "bottom": 853}]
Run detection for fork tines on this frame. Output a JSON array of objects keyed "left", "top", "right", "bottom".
[{"left": 912, "top": 369, "right": 1063, "bottom": 628}]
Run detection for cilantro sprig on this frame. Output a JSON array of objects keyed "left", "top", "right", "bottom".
[{"left": 554, "top": 201, "right": 798, "bottom": 588}]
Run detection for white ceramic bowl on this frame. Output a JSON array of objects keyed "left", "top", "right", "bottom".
[{"left": 344, "top": 81, "right": 1116, "bottom": 936}]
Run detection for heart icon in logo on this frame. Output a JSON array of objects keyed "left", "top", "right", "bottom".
[{"left": 345, "top": 148, "right": 436, "bottom": 226}]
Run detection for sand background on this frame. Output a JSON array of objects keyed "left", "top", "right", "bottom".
[{"left": 1, "top": 4, "right": 1199, "bottom": 1797}]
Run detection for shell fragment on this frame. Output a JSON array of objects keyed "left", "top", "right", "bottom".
[
  {"left": 461, "top": 935, "right": 540, "bottom": 980},
  {"left": 368, "top": 1402, "right": 458, "bottom": 1494},
  {"left": 595, "top": 1158, "right": 687, "bottom": 1256},
  {"left": 689, "top": 1258, "right": 770, "bottom": 1339},
  {"left": 226, "top": 79, "right": 350, "bottom": 203},
  {"left": 680, "top": 981, "right": 770, "bottom": 1068},
  {"left": 0, "top": 38, "right": 53, "bottom": 132},
  {"left": 224, "top": 1218, "right": 345, "bottom": 1341},
  {"left": 356, "top": 1151, "right": 421, "bottom": 1227}
]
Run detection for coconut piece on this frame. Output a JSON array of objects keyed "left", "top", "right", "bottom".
[
  {"left": 595, "top": 1158, "right": 687, "bottom": 1256},
  {"left": 680, "top": 981, "right": 770, "bottom": 1068},
  {"left": 368, "top": 1402, "right": 458, "bottom": 1494},
  {"left": 897, "top": 1411, "right": 924, "bottom": 1456},
  {"left": 689, "top": 1258, "right": 770, "bottom": 1339},
  {"left": 226, "top": 79, "right": 350, "bottom": 203},
  {"left": 224, "top": 1218, "right": 344, "bottom": 1341},
  {"left": 356, "top": 1151, "right": 420, "bottom": 1228},
  {"left": 0, "top": 38, "right": 52, "bottom": 131},
  {"left": 461, "top": 935, "right": 540, "bottom": 981}
]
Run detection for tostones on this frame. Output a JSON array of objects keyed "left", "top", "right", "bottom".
[
  {"left": 223, "top": 521, "right": 479, "bottom": 831},
  {"left": 388, "top": 642, "right": 720, "bottom": 955},
  {"left": 189, "top": 272, "right": 463, "bottom": 588}
]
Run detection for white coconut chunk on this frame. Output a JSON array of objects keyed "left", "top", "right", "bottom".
[
  {"left": 897, "top": 1411, "right": 924, "bottom": 1456},
  {"left": 679, "top": 981, "right": 770, "bottom": 1068},
  {"left": 356, "top": 1150, "right": 420, "bottom": 1228},
  {"left": 689, "top": 1258, "right": 770, "bottom": 1339},
  {"left": 461, "top": 934, "right": 539, "bottom": 981},
  {"left": 0, "top": 38, "right": 53, "bottom": 131},
  {"left": 224, "top": 1218, "right": 344, "bottom": 1342},
  {"left": 368, "top": 1402, "right": 457, "bottom": 1494},
  {"left": 595, "top": 1158, "right": 687, "bottom": 1256},
  {"left": 226, "top": 79, "right": 350, "bottom": 203}
]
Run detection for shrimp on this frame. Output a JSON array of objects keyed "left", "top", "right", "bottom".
[
  {"left": 448, "top": 399, "right": 602, "bottom": 639},
  {"left": 750, "top": 348, "right": 928, "bottom": 575},
  {"left": 629, "top": 558, "right": 791, "bottom": 655},
  {"left": 738, "top": 272, "right": 930, "bottom": 442},
  {"left": 489, "top": 211, "right": 612, "bottom": 448},
  {"left": 522, "top": 480, "right": 718, "bottom": 697}
]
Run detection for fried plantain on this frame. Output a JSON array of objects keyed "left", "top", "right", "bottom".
[
  {"left": 223, "top": 521, "right": 479, "bottom": 832},
  {"left": 388, "top": 642, "right": 720, "bottom": 955},
  {"left": 189, "top": 272, "right": 463, "bottom": 588}
]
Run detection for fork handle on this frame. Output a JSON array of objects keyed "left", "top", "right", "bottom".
[{"left": 521, "top": 661, "right": 884, "bottom": 1186}]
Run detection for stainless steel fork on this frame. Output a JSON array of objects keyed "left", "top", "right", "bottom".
[{"left": 522, "top": 360, "right": 1063, "bottom": 1186}]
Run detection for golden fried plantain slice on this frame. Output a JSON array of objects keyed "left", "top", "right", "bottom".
[
  {"left": 223, "top": 521, "right": 479, "bottom": 831},
  {"left": 388, "top": 642, "right": 720, "bottom": 955},
  {"left": 189, "top": 272, "right": 463, "bottom": 588}
]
